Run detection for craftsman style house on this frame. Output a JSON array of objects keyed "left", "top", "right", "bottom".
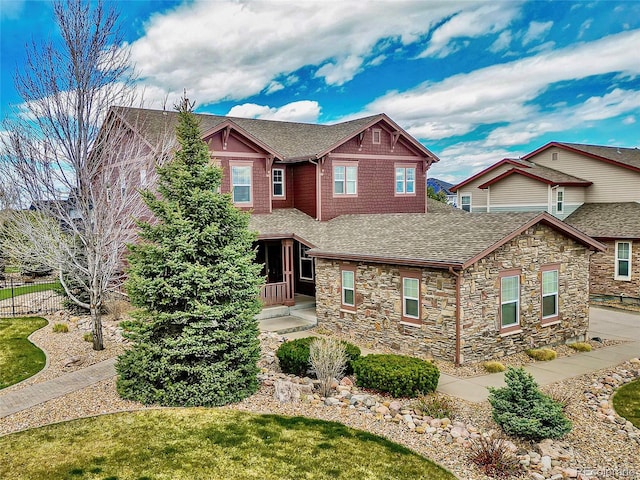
[
  {"left": 451, "top": 142, "right": 640, "bottom": 302},
  {"left": 105, "top": 109, "right": 605, "bottom": 363}
]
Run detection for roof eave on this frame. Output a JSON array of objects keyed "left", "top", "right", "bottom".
[
  {"left": 307, "top": 251, "right": 463, "bottom": 270},
  {"left": 523, "top": 142, "right": 640, "bottom": 174},
  {"left": 450, "top": 158, "right": 527, "bottom": 192}
]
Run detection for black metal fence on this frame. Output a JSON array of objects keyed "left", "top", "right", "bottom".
[{"left": 0, "top": 278, "right": 63, "bottom": 317}]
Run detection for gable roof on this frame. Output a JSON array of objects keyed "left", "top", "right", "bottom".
[
  {"left": 449, "top": 158, "right": 527, "bottom": 192},
  {"left": 108, "top": 107, "right": 439, "bottom": 164},
  {"left": 249, "top": 209, "right": 604, "bottom": 270},
  {"left": 477, "top": 163, "right": 592, "bottom": 189},
  {"left": 523, "top": 142, "right": 640, "bottom": 173},
  {"left": 564, "top": 202, "right": 640, "bottom": 239}
]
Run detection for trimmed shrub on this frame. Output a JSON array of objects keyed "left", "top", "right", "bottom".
[
  {"left": 52, "top": 323, "right": 69, "bottom": 333},
  {"left": 483, "top": 361, "right": 506, "bottom": 373},
  {"left": 526, "top": 348, "right": 557, "bottom": 361},
  {"left": 489, "top": 367, "right": 571, "bottom": 440},
  {"left": 568, "top": 342, "right": 592, "bottom": 352},
  {"left": 276, "top": 337, "right": 360, "bottom": 377},
  {"left": 353, "top": 354, "right": 439, "bottom": 398},
  {"left": 412, "top": 394, "right": 454, "bottom": 419},
  {"left": 468, "top": 435, "right": 521, "bottom": 478}
]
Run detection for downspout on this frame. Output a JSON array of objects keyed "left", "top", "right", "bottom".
[{"left": 449, "top": 266, "right": 462, "bottom": 367}]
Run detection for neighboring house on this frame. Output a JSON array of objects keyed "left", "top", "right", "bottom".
[
  {"left": 450, "top": 142, "right": 640, "bottom": 301},
  {"left": 427, "top": 178, "right": 456, "bottom": 205},
  {"left": 104, "top": 110, "right": 605, "bottom": 363}
]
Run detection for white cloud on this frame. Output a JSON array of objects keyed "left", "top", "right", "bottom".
[
  {"left": 578, "top": 19, "right": 593, "bottom": 39},
  {"left": 128, "top": 0, "right": 473, "bottom": 105},
  {"left": 226, "top": 100, "right": 321, "bottom": 122},
  {"left": 420, "top": 2, "right": 520, "bottom": 58},
  {"left": 522, "top": 20, "right": 553, "bottom": 45},
  {"left": 623, "top": 115, "right": 636, "bottom": 125},
  {"left": 264, "top": 82, "right": 284, "bottom": 95},
  {"left": 489, "top": 30, "right": 512, "bottom": 53}
]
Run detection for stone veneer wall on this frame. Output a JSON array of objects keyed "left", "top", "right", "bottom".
[
  {"left": 589, "top": 240, "right": 640, "bottom": 299},
  {"left": 315, "top": 224, "right": 592, "bottom": 364}
]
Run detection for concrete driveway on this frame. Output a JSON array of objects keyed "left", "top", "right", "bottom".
[{"left": 589, "top": 306, "right": 640, "bottom": 341}]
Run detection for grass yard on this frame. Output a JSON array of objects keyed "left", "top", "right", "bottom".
[
  {"left": 613, "top": 379, "right": 640, "bottom": 428},
  {"left": 0, "top": 316, "right": 48, "bottom": 389},
  {"left": 0, "top": 281, "right": 59, "bottom": 301},
  {"left": 0, "top": 409, "right": 455, "bottom": 480}
]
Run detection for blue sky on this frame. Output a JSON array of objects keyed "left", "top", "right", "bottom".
[{"left": 1, "top": 0, "right": 639, "bottom": 183}]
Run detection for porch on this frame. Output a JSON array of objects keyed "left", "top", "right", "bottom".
[{"left": 257, "top": 293, "right": 317, "bottom": 334}]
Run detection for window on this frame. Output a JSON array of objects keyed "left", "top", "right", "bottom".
[
  {"left": 140, "top": 169, "right": 148, "bottom": 187},
  {"left": 552, "top": 152, "right": 558, "bottom": 161},
  {"left": 402, "top": 275, "right": 420, "bottom": 323},
  {"left": 500, "top": 274, "right": 520, "bottom": 329},
  {"left": 272, "top": 168, "right": 284, "bottom": 197},
  {"left": 461, "top": 195, "right": 471, "bottom": 212},
  {"left": 395, "top": 166, "right": 416, "bottom": 195},
  {"left": 341, "top": 268, "right": 355, "bottom": 310},
  {"left": 120, "top": 177, "right": 126, "bottom": 197},
  {"left": 106, "top": 187, "right": 112, "bottom": 202},
  {"left": 334, "top": 164, "right": 357, "bottom": 196},
  {"left": 615, "top": 241, "right": 632, "bottom": 280},
  {"left": 555, "top": 188, "right": 564, "bottom": 214},
  {"left": 299, "top": 243, "right": 314, "bottom": 281},
  {"left": 372, "top": 129, "right": 381, "bottom": 144},
  {"left": 541, "top": 268, "right": 559, "bottom": 321},
  {"left": 231, "top": 164, "right": 252, "bottom": 205}
]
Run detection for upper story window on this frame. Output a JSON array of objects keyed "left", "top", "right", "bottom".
[
  {"left": 461, "top": 195, "right": 471, "bottom": 212},
  {"left": 555, "top": 188, "right": 564, "bottom": 214},
  {"left": 541, "top": 267, "right": 559, "bottom": 322},
  {"left": 500, "top": 272, "right": 520, "bottom": 331},
  {"left": 140, "top": 169, "right": 148, "bottom": 188},
  {"left": 272, "top": 168, "right": 285, "bottom": 198},
  {"left": 372, "top": 129, "right": 381, "bottom": 144},
  {"left": 615, "top": 241, "right": 632, "bottom": 281},
  {"left": 551, "top": 152, "right": 558, "bottom": 161},
  {"left": 334, "top": 163, "right": 357, "bottom": 196},
  {"left": 341, "top": 266, "right": 356, "bottom": 311},
  {"left": 395, "top": 166, "right": 416, "bottom": 195},
  {"left": 231, "top": 163, "right": 252, "bottom": 206},
  {"left": 299, "top": 243, "right": 314, "bottom": 281}
]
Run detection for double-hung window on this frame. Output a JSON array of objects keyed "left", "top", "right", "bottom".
[
  {"left": 272, "top": 168, "right": 284, "bottom": 198},
  {"left": 395, "top": 166, "right": 416, "bottom": 195},
  {"left": 231, "top": 163, "right": 252, "bottom": 205},
  {"left": 555, "top": 188, "right": 564, "bottom": 215},
  {"left": 615, "top": 241, "right": 632, "bottom": 280},
  {"left": 341, "top": 267, "right": 356, "bottom": 310},
  {"left": 461, "top": 195, "right": 471, "bottom": 212},
  {"left": 299, "top": 243, "right": 314, "bottom": 281},
  {"left": 401, "top": 273, "right": 421, "bottom": 324},
  {"left": 541, "top": 267, "right": 559, "bottom": 321},
  {"left": 334, "top": 164, "right": 357, "bottom": 196},
  {"left": 500, "top": 273, "right": 520, "bottom": 330}
]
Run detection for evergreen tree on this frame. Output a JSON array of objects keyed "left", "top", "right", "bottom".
[{"left": 116, "top": 100, "right": 263, "bottom": 406}]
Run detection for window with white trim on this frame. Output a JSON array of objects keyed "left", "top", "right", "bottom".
[
  {"left": 372, "top": 129, "right": 381, "bottom": 144},
  {"left": 299, "top": 243, "right": 314, "bottom": 281},
  {"left": 334, "top": 165, "right": 357, "bottom": 195},
  {"left": 395, "top": 167, "right": 416, "bottom": 195},
  {"left": 615, "top": 241, "right": 632, "bottom": 280},
  {"left": 272, "top": 168, "right": 284, "bottom": 197},
  {"left": 556, "top": 188, "right": 564, "bottom": 214},
  {"left": 231, "top": 165, "right": 252, "bottom": 204},
  {"left": 342, "top": 269, "right": 355, "bottom": 308},
  {"left": 140, "top": 169, "right": 148, "bottom": 187},
  {"left": 461, "top": 195, "right": 471, "bottom": 212},
  {"left": 542, "top": 269, "right": 558, "bottom": 320},
  {"left": 403, "top": 277, "right": 420, "bottom": 319},
  {"left": 500, "top": 275, "right": 520, "bottom": 328}
]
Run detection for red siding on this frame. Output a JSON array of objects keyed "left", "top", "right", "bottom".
[
  {"left": 293, "top": 162, "right": 317, "bottom": 218},
  {"left": 219, "top": 157, "right": 270, "bottom": 214},
  {"left": 272, "top": 164, "right": 295, "bottom": 209},
  {"left": 332, "top": 124, "right": 417, "bottom": 157}
]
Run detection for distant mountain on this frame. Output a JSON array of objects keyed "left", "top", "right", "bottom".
[{"left": 427, "top": 178, "right": 454, "bottom": 195}]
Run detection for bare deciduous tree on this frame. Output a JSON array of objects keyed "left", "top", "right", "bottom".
[{"left": 0, "top": 0, "right": 170, "bottom": 350}]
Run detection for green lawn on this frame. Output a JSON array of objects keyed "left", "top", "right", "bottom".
[
  {"left": 0, "top": 409, "right": 455, "bottom": 480},
  {"left": 613, "top": 379, "right": 640, "bottom": 428},
  {"left": 0, "top": 282, "right": 59, "bottom": 301},
  {"left": 0, "top": 316, "right": 48, "bottom": 389}
]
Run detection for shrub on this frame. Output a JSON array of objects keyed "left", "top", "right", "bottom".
[
  {"left": 542, "top": 385, "right": 573, "bottom": 412},
  {"left": 412, "top": 394, "right": 454, "bottom": 419},
  {"left": 468, "top": 435, "right": 521, "bottom": 478},
  {"left": 52, "top": 323, "right": 69, "bottom": 333},
  {"left": 353, "top": 354, "right": 439, "bottom": 398},
  {"left": 105, "top": 299, "right": 132, "bottom": 321},
  {"left": 568, "top": 342, "right": 592, "bottom": 352},
  {"left": 489, "top": 367, "right": 571, "bottom": 440},
  {"left": 276, "top": 337, "right": 360, "bottom": 377},
  {"left": 309, "top": 337, "right": 347, "bottom": 397},
  {"left": 83, "top": 332, "right": 93, "bottom": 342},
  {"left": 483, "top": 361, "right": 506, "bottom": 373},
  {"left": 526, "top": 348, "right": 557, "bottom": 361}
]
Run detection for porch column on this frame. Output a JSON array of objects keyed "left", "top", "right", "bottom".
[{"left": 282, "top": 239, "right": 295, "bottom": 306}]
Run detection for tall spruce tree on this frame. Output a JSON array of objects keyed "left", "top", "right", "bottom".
[{"left": 116, "top": 100, "right": 263, "bottom": 406}]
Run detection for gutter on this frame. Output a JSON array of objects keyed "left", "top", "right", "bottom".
[{"left": 449, "top": 266, "right": 462, "bottom": 367}]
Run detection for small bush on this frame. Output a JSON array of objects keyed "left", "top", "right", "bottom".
[
  {"left": 483, "top": 361, "right": 506, "bottom": 373},
  {"left": 568, "top": 342, "right": 591, "bottom": 352},
  {"left": 413, "top": 394, "right": 454, "bottom": 419},
  {"left": 309, "top": 337, "right": 347, "bottom": 397},
  {"left": 276, "top": 337, "right": 360, "bottom": 377},
  {"left": 526, "top": 348, "right": 557, "bottom": 361},
  {"left": 83, "top": 332, "right": 93, "bottom": 343},
  {"left": 353, "top": 354, "right": 439, "bottom": 398},
  {"left": 52, "top": 323, "right": 69, "bottom": 333},
  {"left": 542, "top": 385, "right": 573, "bottom": 412},
  {"left": 489, "top": 367, "right": 571, "bottom": 440},
  {"left": 105, "top": 299, "right": 132, "bottom": 321},
  {"left": 468, "top": 435, "right": 521, "bottom": 478}
]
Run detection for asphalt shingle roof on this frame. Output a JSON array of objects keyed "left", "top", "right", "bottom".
[
  {"left": 565, "top": 202, "right": 640, "bottom": 239},
  {"left": 558, "top": 143, "right": 640, "bottom": 171},
  {"left": 479, "top": 162, "right": 591, "bottom": 188}
]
